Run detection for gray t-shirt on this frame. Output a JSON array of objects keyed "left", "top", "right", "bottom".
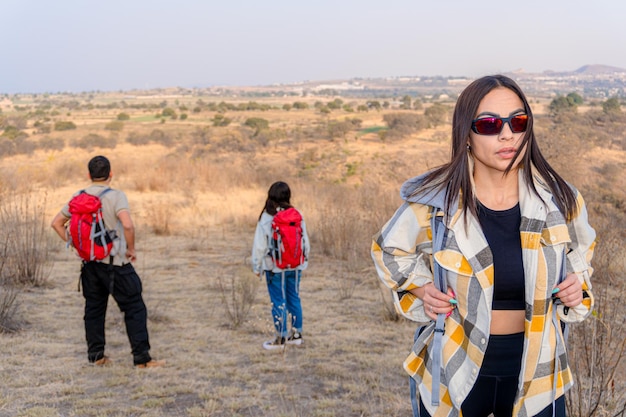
[{"left": 62, "top": 184, "right": 130, "bottom": 264}]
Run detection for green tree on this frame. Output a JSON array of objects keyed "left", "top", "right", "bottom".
[
  {"left": 162, "top": 107, "right": 177, "bottom": 119},
  {"left": 117, "top": 112, "right": 130, "bottom": 121},
  {"left": 212, "top": 114, "right": 231, "bottom": 127},
  {"left": 549, "top": 95, "right": 578, "bottom": 115},
  {"left": 424, "top": 103, "right": 450, "bottom": 127},
  {"left": 400, "top": 95, "right": 412, "bottom": 110},
  {"left": 54, "top": 121, "right": 76, "bottom": 131},
  {"left": 367, "top": 101, "right": 381, "bottom": 111},
  {"left": 319, "top": 106, "right": 331, "bottom": 114},
  {"left": 327, "top": 120, "right": 353, "bottom": 140},
  {"left": 327, "top": 98, "right": 344, "bottom": 110},
  {"left": 244, "top": 117, "right": 269, "bottom": 135},
  {"left": 2, "top": 126, "right": 27, "bottom": 140},
  {"left": 566, "top": 92, "right": 584, "bottom": 105},
  {"left": 602, "top": 97, "right": 621, "bottom": 113}
]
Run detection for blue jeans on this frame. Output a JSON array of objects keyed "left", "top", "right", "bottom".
[{"left": 265, "top": 270, "right": 302, "bottom": 337}]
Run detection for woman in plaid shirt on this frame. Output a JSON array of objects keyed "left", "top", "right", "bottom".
[{"left": 372, "top": 75, "right": 596, "bottom": 417}]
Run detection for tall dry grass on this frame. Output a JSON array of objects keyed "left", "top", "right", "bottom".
[
  {"left": 0, "top": 193, "right": 54, "bottom": 333},
  {"left": 0, "top": 235, "right": 20, "bottom": 333},
  {"left": 0, "top": 193, "right": 53, "bottom": 288}
]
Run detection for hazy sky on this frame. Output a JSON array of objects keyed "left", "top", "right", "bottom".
[{"left": 3, "top": 0, "right": 625, "bottom": 93}]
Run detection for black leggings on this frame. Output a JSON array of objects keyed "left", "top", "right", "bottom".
[{"left": 418, "top": 332, "right": 565, "bottom": 417}]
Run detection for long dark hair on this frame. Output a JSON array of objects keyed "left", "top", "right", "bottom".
[
  {"left": 259, "top": 181, "right": 292, "bottom": 219},
  {"left": 416, "top": 74, "right": 577, "bottom": 221}
]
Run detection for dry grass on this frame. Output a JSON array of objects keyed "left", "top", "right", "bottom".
[{"left": 0, "top": 92, "right": 624, "bottom": 416}]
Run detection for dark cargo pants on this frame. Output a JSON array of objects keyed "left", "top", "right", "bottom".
[{"left": 81, "top": 261, "right": 151, "bottom": 365}]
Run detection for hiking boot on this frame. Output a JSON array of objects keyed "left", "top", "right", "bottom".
[
  {"left": 287, "top": 331, "right": 303, "bottom": 346},
  {"left": 135, "top": 359, "right": 166, "bottom": 369},
  {"left": 91, "top": 356, "right": 112, "bottom": 367},
  {"left": 262, "top": 336, "right": 286, "bottom": 350}
]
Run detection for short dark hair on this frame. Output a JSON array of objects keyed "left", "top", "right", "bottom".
[{"left": 88, "top": 155, "right": 111, "bottom": 180}]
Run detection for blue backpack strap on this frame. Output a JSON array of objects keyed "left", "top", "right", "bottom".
[
  {"left": 550, "top": 250, "right": 569, "bottom": 417},
  {"left": 430, "top": 206, "right": 447, "bottom": 406},
  {"left": 97, "top": 187, "right": 113, "bottom": 198}
]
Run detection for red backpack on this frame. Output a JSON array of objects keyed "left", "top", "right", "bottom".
[
  {"left": 271, "top": 207, "right": 305, "bottom": 270},
  {"left": 68, "top": 189, "right": 113, "bottom": 261}
]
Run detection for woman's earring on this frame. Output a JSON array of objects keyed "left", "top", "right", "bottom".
[{"left": 466, "top": 143, "right": 471, "bottom": 151}]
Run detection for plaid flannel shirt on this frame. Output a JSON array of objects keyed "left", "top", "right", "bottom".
[{"left": 371, "top": 167, "right": 596, "bottom": 417}]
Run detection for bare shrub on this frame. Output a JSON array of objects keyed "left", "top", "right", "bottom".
[
  {"left": 0, "top": 137, "right": 35, "bottom": 157},
  {"left": 126, "top": 131, "right": 151, "bottom": 146},
  {"left": 126, "top": 128, "right": 173, "bottom": 146},
  {"left": 52, "top": 159, "right": 84, "bottom": 186},
  {"left": 145, "top": 202, "right": 173, "bottom": 236},
  {"left": 379, "top": 282, "right": 400, "bottom": 322},
  {"left": 147, "top": 301, "right": 171, "bottom": 324},
  {"left": 210, "top": 129, "right": 257, "bottom": 154},
  {"left": 383, "top": 112, "right": 428, "bottom": 141},
  {"left": 315, "top": 204, "right": 369, "bottom": 262},
  {"left": 0, "top": 285, "right": 20, "bottom": 333},
  {"left": 0, "top": 235, "right": 22, "bottom": 333},
  {"left": 0, "top": 138, "right": 16, "bottom": 157},
  {"left": 566, "top": 214, "right": 626, "bottom": 417},
  {"left": 191, "top": 126, "right": 212, "bottom": 146},
  {"left": 253, "top": 132, "right": 271, "bottom": 147},
  {"left": 327, "top": 120, "right": 355, "bottom": 140},
  {"left": 217, "top": 266, "right": 260, "bottom": 328},
  {"left": 15, "top": 138, "right": 36, "bottom": 155},
  {"left": 0, "top": 193, "right": 53, "bottom": 287},
  {"left": 148, "top": 129, "right": 173, "bottom": 147},
  {"left": 104, "top": 120, "right": 124, "bottom": 131},
  {"left": 72, "top": 133, "right": 117, "bottom": 150},
  {"left": 39, "top": 136, "right": 65, "bottom": 151}
]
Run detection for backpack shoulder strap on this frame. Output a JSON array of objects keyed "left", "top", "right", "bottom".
[
  {"left": 97, "top": 187, "right": 113, "bottom": 198},
  {"left": 429, "top": 205, "right": 447, "bottom": 407}
]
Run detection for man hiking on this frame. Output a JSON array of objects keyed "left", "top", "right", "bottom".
[{"left": 51, "top": 155, "right": 164, "bottom": 368}]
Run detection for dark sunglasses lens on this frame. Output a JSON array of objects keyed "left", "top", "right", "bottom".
[
  {"left": 510, "top": 115, "right": 528, "bottom": 132},
  {"left": 473, "top": 118, "right": 502, "bottom": 135}
]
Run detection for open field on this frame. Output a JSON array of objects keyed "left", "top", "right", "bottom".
[{"left": 0, "top": 90, "right": 625, "bottom": 416}]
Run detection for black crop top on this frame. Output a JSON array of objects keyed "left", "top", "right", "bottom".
[{"left": 477, "top": 202, "right": 525, "bottom": 310}]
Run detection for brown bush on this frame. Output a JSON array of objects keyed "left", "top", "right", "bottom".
[
  {"left": 38, "top": 136, "right": 65, "bottom": 151},
  {"left": 72, "top": 134, "right": 117, "bottom": 150}
]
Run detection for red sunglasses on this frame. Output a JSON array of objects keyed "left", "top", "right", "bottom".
[{"left": 471, "top": 114, "right": 528, "bottom": 135}]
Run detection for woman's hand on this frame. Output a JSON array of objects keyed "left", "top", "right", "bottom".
[
  {"left": 553, "top": 273, "right": 583, "bottom": 308},
  {"left": 411, "top": 283, "right": 457, "bottom": 320}
]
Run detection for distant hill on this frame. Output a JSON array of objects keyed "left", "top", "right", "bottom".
[{"left": 573, "top": 64, "right": 626, "bottom": 74}]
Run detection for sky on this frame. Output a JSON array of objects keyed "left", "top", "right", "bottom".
[{"left": 3, "top": 0, "right": 626, "bottom": 94}]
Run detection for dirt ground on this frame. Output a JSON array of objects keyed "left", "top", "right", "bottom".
[{"left": 1, "top": 222, "right": 418, "bottom": 417}]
